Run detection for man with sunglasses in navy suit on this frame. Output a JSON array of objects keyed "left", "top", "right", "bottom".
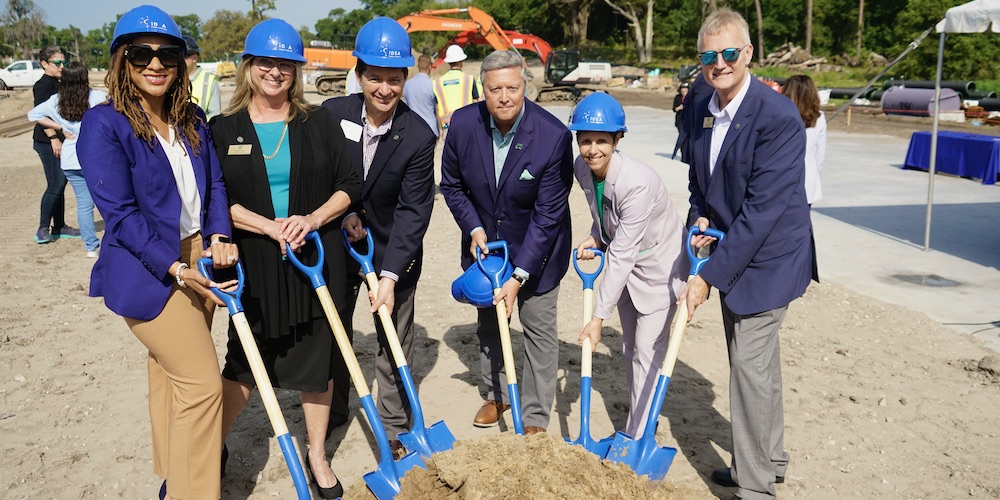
[{"left": 680, "top": 8, "right": 818, "bottom": 500}]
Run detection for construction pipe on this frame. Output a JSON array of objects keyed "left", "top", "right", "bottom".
[
  {"left": 975, "top": 98, "right": 1000, "bottom": 111},
  {"left": 882, "top": 79, "right": 976, "bottom": 97},
  {"left": 827, "top": 88, "right": 867, "bottom": 99},
  {"left": 966, "top": 90, "right": 998, "bottom": 100}
]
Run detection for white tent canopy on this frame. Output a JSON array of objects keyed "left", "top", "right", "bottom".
[{"left": 923, "top": 0, "right": 1000, "bottom": 250}]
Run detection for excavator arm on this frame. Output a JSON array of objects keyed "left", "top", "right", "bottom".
[{"left": 396, "top": 7, "right": 551, "bottom": 66}]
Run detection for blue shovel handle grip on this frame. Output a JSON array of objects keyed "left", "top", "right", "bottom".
[
  {"left": 475, "top": 240, "right": 510, "bottom": 289},
  {"left": 572, "top": 248, "right": 604, "bottom": 290},
  {"left": 196, "top": 257, "right": 245, "bottom": 314},
  {"left": 686, "top": 226, "right": 726, "bottom": 276},
  {"left": 285, "top": 231, "right": 326, "bottom": 288},
  {"left": 342, "top": 229, "right": 376, "bottom": 274}
]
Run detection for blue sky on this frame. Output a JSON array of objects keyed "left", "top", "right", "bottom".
[{"left": 34, "top": 0, "right": 363, "bottom": 33}]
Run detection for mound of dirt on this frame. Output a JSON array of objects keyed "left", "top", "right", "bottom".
[{"left": 342, "top": 433, "right": 703, "bottom": 500}]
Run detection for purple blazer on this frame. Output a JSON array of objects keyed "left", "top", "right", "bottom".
[
  {"left": 78, "top": 103, "right": 231, "bottom": 321},
  {"left": 440, "top": 100, "right": 573, "bottom": 294},
  {"left": 687, "top": 78, "right": 819, "bottom": 315}
]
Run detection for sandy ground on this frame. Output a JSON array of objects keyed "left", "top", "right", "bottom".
[{"left": 1, "top": 80, "right": 999, "bottom": 499}]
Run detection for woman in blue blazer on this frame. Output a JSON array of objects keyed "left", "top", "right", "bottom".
[{"left": 77, "top": 6, "right": 238, "bottom": 499}]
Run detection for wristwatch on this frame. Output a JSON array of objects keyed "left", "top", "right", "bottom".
[
  {"left": 512, "top": 273, "right": 528, "bottom": 286},
  {"left": 213, "top": 236, "right": 231, "bottom": 245}
]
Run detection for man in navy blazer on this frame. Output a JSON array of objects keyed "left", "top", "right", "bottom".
[
  {"left": 681, "top": 9, "right": 818, "bottom": 500},
  {"left": 440, "top": 50, "right": 573, "bottom": 434},
  {"left": 320, "top": 21, "right": 436, "bottom": 458}
]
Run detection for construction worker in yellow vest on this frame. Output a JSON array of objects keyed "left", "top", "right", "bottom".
[
  {"left": 433, "top": 45, "right": 482, "bottom": 131},
  {"left": 182, "top": 35, "right": 221, "bottom": 120}
]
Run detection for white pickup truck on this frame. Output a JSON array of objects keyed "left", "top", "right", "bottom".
[{"left": 0, "top": 60, "right": 45, "bottom": 89}]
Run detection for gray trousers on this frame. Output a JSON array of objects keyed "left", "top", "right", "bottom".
[
  {"left": 338, "top": 277, "right": 417, "bottom": 439},
  {"left": 617, "top": 288, "right": 674, "bottom": 438},
  {"left": 723, "top": 301, "right": 790, "bottom": 500},
  {"left": 476, "top": 286, "right": 559, "bottom": 429}
]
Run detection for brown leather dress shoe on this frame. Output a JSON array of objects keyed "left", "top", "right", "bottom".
[
  {"left": 388, "top": 439, "right": 407, "bottom": 460},
  {"left": 473, "top": 400, "right": 510, "bottom": 428},
  {"left": 524, "top": 426, "right": 546, "bottom": 435}
]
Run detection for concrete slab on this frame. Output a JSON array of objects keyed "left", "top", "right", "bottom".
[{"left": 546, "top": 104, "right": 1000, "bottom": 352}]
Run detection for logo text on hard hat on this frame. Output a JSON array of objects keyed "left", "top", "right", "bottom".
[
  {"left": 139, "top": 16, "right": 169, "bottom": 32},
  {"left": 381, "top": 46, "right": 402, "bottom": 59}
]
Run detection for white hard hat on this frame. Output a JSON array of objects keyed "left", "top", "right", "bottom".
[{"left": 443, "top": 44, "right": 468, "bottom": 64}]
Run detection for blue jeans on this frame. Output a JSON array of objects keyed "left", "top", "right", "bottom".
[
  {"left": 63, "top": 169, "right": 100, "bottom": 251},
  {"left": 34, "top": 141, "right": 66, "bottom": 230}
]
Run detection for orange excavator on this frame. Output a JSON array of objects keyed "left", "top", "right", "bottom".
[
  {"left": 396, "top": 7, "right": 553, "bottom": 67},
  {"left": 308, "top": 6, "right": 610, "bottom": 100}
]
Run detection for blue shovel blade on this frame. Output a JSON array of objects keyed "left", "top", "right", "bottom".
[
  {"left": 606, "top": 430, "right": 678, "bottom": 481},
  {"left": 397, "top": 420, "right": 457, "bottom": 458},
  {"left": 566, "top": 434, "right": 614, "bottom": 459},
  {"left": 363, "top": 450, "right": 424, "bottom": 500}
]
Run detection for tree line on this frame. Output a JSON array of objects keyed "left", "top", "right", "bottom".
[{"left": 2, "top": 0, "right": 997, "bottom": 81}]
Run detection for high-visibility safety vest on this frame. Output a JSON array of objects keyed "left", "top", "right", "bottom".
[
  {"left": 190, "top": 67, "right": 220, "bottom": 119},
  {"left": 433, "top": 69, "right": 480, "bottom": 129}
]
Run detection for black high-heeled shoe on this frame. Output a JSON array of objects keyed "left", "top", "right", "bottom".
[
  {"left": 158, "top": 480, "right": 166, "bottom": 500},
  {"left": 221, "top": 444, "right": 229, "bottom": 478},
  {"left": 307, "top": 459, "right": 343, "bottom": 500}
]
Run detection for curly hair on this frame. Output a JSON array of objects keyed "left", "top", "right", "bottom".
[
  {"left": 223, "top": 56, "right": 313, "bottom": 122},
  {"left": 782, "top": 74, "right": 821, "bottom": 128},
  {"left": 57, "top": 62, "right": 92, "bottom": 122},
  {"left": 104, "top": 43, "right": 202, "bottom": 155}
]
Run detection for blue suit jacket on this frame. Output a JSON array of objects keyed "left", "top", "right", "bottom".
[
  {"left": 687, "top": 78, "right": 818, "bottom": 315},
  {"left": 440, "top": 100, "right": 573, "bottom": 294},
  {"left": 78, "top": 103, "right": 231, "bottom": 320}
]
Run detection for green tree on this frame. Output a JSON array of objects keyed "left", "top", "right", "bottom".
[
  {"left": 173, "top": 14, "right": 201, "bottom": 40},
  {"left": 314, "top": 8, "right": 372, "bottom": 49},
  {"left": 890, "top": 0, "right": 1000, "bottom": 81},
  {"left": 247, "top": 0, "right": 276, "bottom": 22},
  {"left": 2, "top": 0, "right": 46, "bottom": 58},
  {"left": 202, "top": 9, "right": 256, "bottom": 60}
]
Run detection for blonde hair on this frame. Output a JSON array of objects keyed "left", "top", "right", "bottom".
[
  {"left": 223, "top": 57, "right": 314, "bottom": 122},
  {"left": 698, "top": 8, "right": 751, "bottom": 50},
  {"left": 104, "top": 44, "right": 201, "bottom": 154}
]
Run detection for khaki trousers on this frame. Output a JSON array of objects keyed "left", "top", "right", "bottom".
[{"left": 126, "top": 233, "right": 223, "bottom": 499}]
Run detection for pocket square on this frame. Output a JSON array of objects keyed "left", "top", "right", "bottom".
[{"left": 519, "top": 169, "right": 536, "bottom": 181}]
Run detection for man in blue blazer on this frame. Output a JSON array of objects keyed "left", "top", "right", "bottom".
[
  {"left": 681, "top": 9, "right": 818, "bottom": 500},
  {"left": 320, "top": 19, "right": 436, "bottom": 458},
  {"left": 440, "top": 50, "right": 573, "bottom": 434}
]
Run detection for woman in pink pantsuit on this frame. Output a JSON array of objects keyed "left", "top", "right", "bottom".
[{"left": 571, "top": 93, "right": 688, "bottom": 438}]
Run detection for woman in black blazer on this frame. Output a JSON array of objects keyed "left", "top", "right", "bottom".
[{"left": 209, "top": 19, "right": 359, "bottom": 499}]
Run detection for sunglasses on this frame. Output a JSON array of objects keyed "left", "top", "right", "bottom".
[
  {"left": 125, "top": 44, "right": 184, "bottom": 68},
  {"left": 48, "top": 59, "right": 65, "bottom": 67},
  {"left": 698, "top": 45, "right": 748, "bottom": 66},
  {"left": 254, "top": 57, "right": 297, "bottom": 75}
]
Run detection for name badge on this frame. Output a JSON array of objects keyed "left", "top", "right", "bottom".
[
  {"left": 703, "top": 116, "right": 715, "bottom": 128},
  {"left": 341, "top": 120, "right": 363, "bottom": 143},
  {"left": 228, "top": 144, "right": 252, "bottom": 155}
]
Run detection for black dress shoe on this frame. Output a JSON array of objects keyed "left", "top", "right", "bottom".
[
  {"left": 711, "top": 467, "right": 785, "bottom": 487},
  {"left": 307, "top": 459, "right": 344, "bottom": 500},
  {"left": 221, "top": 444, "right": 229, "bottom": 478},
  {"left": 158, "top": 480, "right": 166, "bottom": 500}
]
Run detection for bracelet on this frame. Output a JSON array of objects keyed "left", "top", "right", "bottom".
[{"left": 175, "top": 262, "right": 189, "bottom": 288}]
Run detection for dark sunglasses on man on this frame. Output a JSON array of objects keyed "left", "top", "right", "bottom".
[
  {"left": 125, "top": 44, "right": 184, "bottom": 68},
  {"left": 699, "top": 45, "right": 749, "bottom": 66},
  {"left": 47, "top": 59, "right": 65, "bottom": 67}
]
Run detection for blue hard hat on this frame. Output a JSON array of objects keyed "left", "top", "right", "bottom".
[
  {"left": 451, "top": 254, "right": 513, "bottom": 308},
  {"left": 242, "top": 19, "right": 305, "bottom": 63},
  {"left": 111, "top": 5, "right": 186, "bottom": 54},
  {"left": 353, "top": 17, "right": 414, "bottom": 68},
  {"left": 568, "top": 92, "right": 627, "bottom": 133}
]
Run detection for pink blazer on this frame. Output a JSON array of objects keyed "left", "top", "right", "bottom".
[{"left": 574, "top": 151, "right": 688, "bottom": 319}]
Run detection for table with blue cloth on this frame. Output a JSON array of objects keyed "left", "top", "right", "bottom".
[{"left": 903, "top": 130, "right": 1000, "bottom": 185}]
